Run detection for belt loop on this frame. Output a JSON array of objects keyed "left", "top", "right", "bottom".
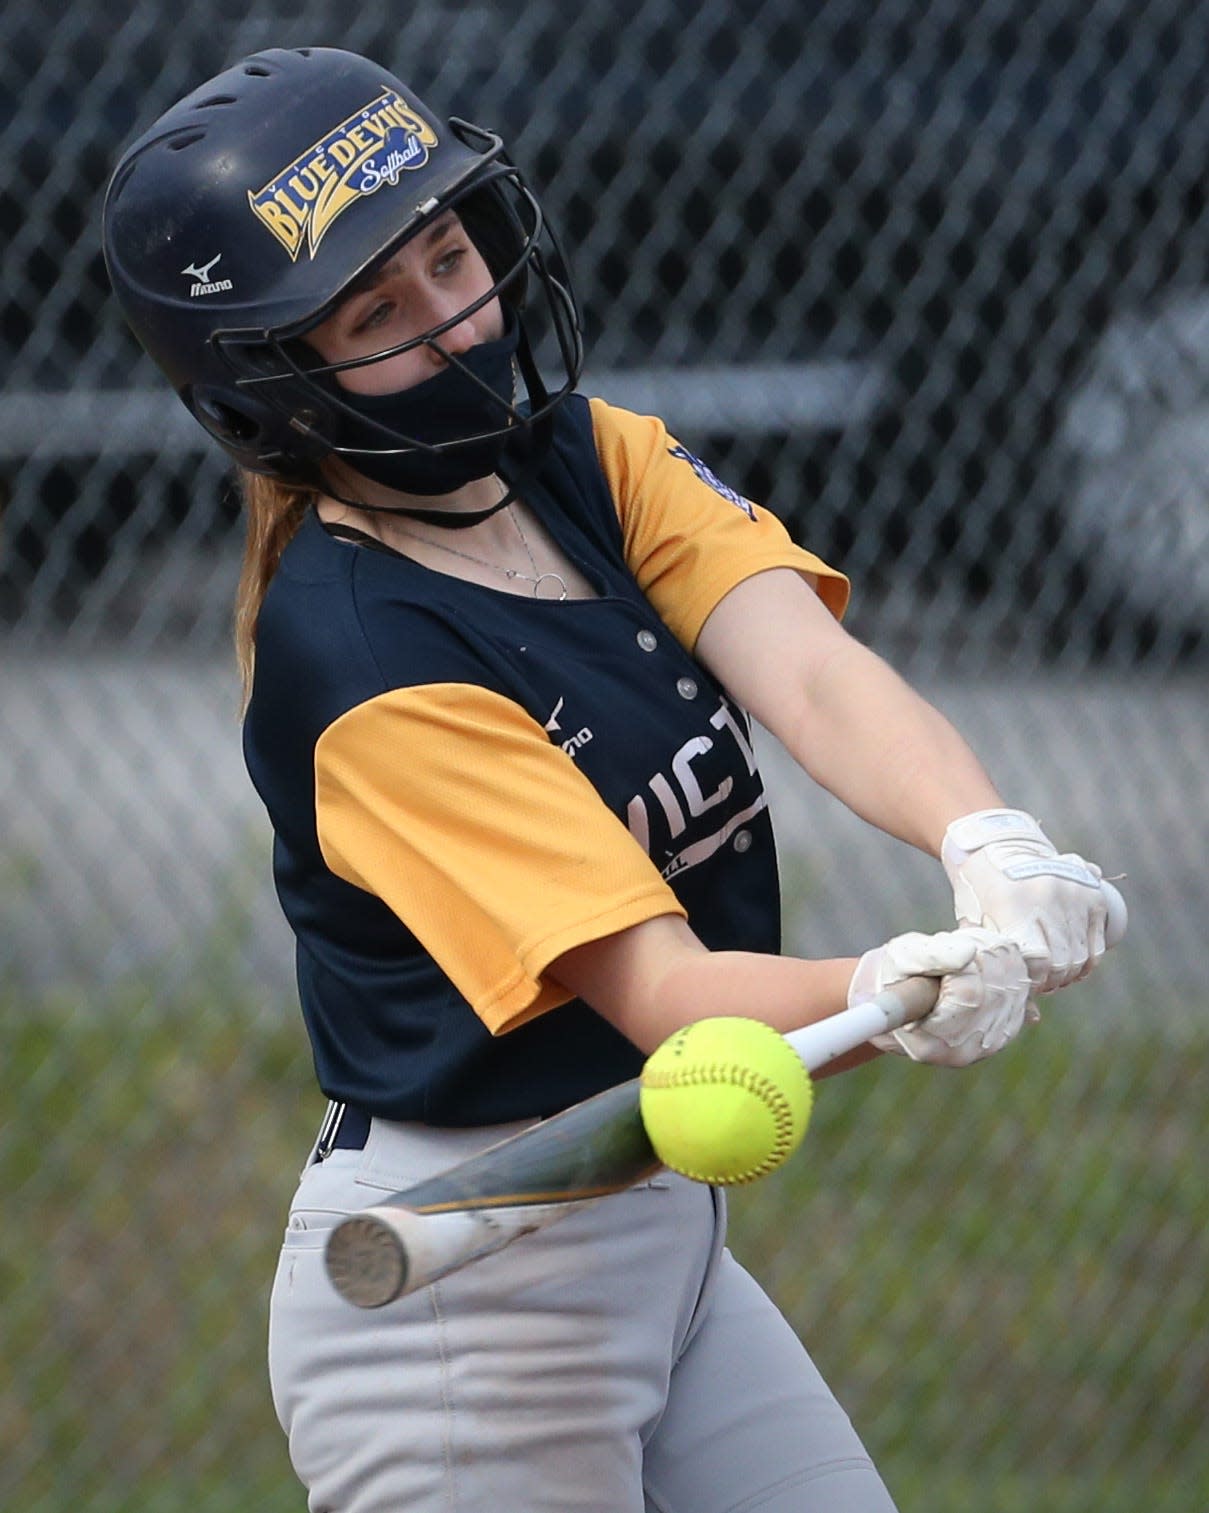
[{"left": 314, "top": 1100, "right": 347, "bottom": 1162}]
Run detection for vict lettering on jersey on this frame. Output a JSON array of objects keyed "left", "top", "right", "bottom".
[{"left": 625, "top": 699, "right": 765, "bottom": 877}]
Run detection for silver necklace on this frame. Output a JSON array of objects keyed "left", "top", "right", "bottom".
[{"left": 389, "top": 505, "right": 569, "bottom": 601}]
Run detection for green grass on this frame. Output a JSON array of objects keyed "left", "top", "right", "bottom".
[
  {"left": 2, "top": 976, "right": 1206, "bottom": 1511},
  {"left": 0, "top": 979, "right": 315, "bottom": 1512}
]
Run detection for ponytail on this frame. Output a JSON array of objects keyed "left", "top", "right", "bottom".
[{"left": 234, "top": 470, "right": 313, "bottom": 707}]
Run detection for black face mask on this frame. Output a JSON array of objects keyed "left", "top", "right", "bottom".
[{"left": 326, "top": 312, "right": 523, "bottom": 496}]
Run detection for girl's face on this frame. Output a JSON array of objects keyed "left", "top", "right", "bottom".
[{"left": 306, "top": 211, "right": 503, "bottom": 395}]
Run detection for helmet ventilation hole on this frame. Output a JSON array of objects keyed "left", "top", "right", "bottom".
[
  {"left": 193, "top": 390, "right": 261, "bottom": 443},
  {"left": 168, "top": 130, "right": 206, "bottom": 151}
]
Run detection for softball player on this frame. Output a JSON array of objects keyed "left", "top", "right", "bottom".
[{"left": 103, "top": 47, "right": 1123, "bottom": 1512}]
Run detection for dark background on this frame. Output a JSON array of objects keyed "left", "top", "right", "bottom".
[{"left": 3, "top": 0, "right": 1207, "bottom": 660}]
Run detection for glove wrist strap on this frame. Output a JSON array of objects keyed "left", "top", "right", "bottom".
[{"left": 943, "top": 808, "right": 1049, "bottom": 857}]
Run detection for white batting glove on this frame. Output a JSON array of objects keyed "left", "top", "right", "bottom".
[
  {"left": 850, "top": 926, "right": 1034, "bottom": 1068},
  {"left": 941, "top": 809, "right": 1126, "bottom": 995}
]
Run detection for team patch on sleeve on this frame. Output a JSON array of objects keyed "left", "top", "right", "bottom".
[
  {"left": 589, "top": 397, "right": 849, "bottom": 648},
  {"left": 667, "top": 444, "right": 757, "bottom": 519}
]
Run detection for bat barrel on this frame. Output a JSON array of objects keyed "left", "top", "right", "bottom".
[
  {"left": 325, "top": 1199, "right": 583, "bottom": 1306},
  {"left": 324, "top": 1212, "right": 410, "bottom": 1308}
]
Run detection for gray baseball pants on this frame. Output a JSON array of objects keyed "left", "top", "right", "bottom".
[{"left": 268, "top": 1116, "right": 899, "bottom": 1512}]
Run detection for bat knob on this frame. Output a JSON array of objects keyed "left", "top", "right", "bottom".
[
  {"left": 1103, "top": 881, "right": 1127, "bottom": 949},
  {"left": 325, "top": 1214, "right": 408, "bottom": 1308}
]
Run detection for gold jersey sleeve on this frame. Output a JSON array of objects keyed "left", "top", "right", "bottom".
[
  {"left": 314, "top": 683, "right": 686, "bottom": 1034},
  {"left": 589, "top": 396, "right": 850, "bottom": 648}
]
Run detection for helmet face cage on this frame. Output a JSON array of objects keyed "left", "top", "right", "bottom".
[{"left": 215, "top": 145, "right": 583, "bottom": 471}]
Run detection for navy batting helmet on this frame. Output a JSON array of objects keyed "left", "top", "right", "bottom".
[{"left": 102, "top": 46, "right": 583, "bottom": 484}]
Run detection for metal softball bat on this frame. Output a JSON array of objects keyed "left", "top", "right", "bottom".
[{"left": 323, "top": 975, "right": 941, "bottom": 1308}]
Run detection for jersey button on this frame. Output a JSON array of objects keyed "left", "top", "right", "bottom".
[
  {"left": 732, "top": 829, "right": 753, "bottom": 853},
  {"left": 676, "top": 677, "right": 698, "bottom": 700},
  {"left": 636, "top": 629, "right": 658, "bottom": 652}
]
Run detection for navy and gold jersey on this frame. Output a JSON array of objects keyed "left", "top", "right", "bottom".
[{"left": 244, "top": 395, "right": 848, "bottom": 1124}]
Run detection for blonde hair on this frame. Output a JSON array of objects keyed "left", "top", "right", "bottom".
[{"left": 234, "top": 469, "right": 315, "bottom": 705}]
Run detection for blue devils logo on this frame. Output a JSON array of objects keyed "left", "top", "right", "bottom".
[
  {"left": 668, "top": 445, "right": 757, "bottom": 519},
  {"left": 248, "top": 89, "right": 439, "bottom": 261}
]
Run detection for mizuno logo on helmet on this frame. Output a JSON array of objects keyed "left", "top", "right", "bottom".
[
  {"left": 181, "top": 254, "right": 234, "bottom": 297},
  {"left": 247, "top": 89, "right": 439, "bottom": 262}
]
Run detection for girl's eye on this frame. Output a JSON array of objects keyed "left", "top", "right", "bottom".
[
  {"left": 435, "top": 245, "right": 465, "bottom": 275},
  {"left": 355, "top": 301, "right": 394, "bottom": 334}
]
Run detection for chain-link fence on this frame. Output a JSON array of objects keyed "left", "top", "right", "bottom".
[{"left": 2, "top": 1, "right": 1206, "bottom": 1508}]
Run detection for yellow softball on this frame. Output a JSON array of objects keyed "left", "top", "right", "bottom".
[{"left": 638, "top": 1017, "right": 813, "bottom": 1185}]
